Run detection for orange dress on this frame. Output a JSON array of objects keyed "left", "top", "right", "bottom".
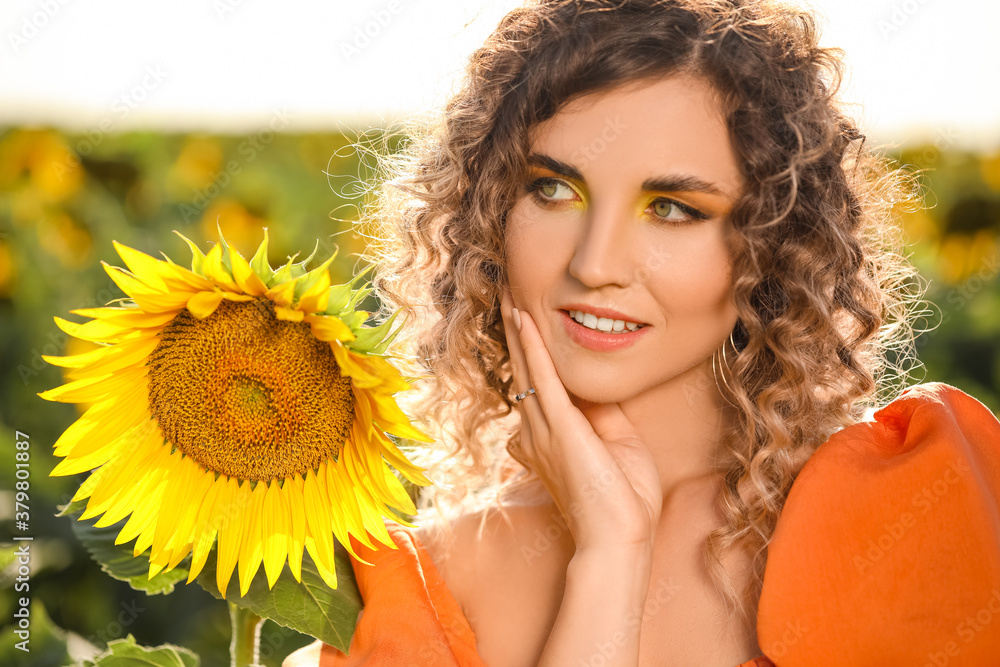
[{"left": 295, "top": 382, "right": 1000, "bottom": 666}]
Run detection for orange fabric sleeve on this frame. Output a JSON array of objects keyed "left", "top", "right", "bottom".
[
  {"left": 755, "top": 382, "right": 1000, "bottom": 666},
  {"left": 317, "top": 521, "right": 486, "bottom": 667}
]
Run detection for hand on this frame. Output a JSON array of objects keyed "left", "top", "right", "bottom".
[{"left": 500, "top": 288, "right": 663, "bottom": 553}]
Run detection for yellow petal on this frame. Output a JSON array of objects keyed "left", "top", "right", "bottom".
[
  {"left": 274, "top": 306, "right": 304, "bottom": 322},
  {"left": 265, "top": 279, "right": 296, "bottom": 307},
  {"left": 238, "top": 482, "right": 267, "bottom": 597},
  {"left": 166, "top": 466, "right": 213, "bottom": 566},
  {"left": 325, "top": 459, "right": 378, "bottom": 554},
  {"left": 53, "top": 315, "right": 133, "bottom": 343},
  {"left": 296, "top": 270, "right": 330, "bottom": 314},
  {"left": 102, "top": 263, "right": 160, "bottom": 300},
  {"left": 304, "top": 536, "right": 338, "bottom": 589},
  {"left": 150, "top": 453, "right": 198, "bottom": 563},
  {"left": 306, "top": 315, "right": 355, "bottom": 343},
  {"left": 341, "top": 444, "right": 393, "bottom": 549},
  {"left": 216, "top": 477, "right": 247, "bottom": 596},
  {"left": 186, "top": 290, "right": 225, "bottom": 319},
  {"left": 262, "top": 481, "right": 289, "bottom": 589},
  {"left": 39, "top": 365, "right": 147, "bottom": 405},
  {"left": 302, "top": 468, "right": 341, "bottom": 578},
  {"left": 158, "top": 261, "right": 215, "bottom": 292},
  {"left": 203, "top": 243, "right": 240, "bottom": 292},
  {"left": 112, "top": 241, "right": 171, "bottom": 291},
  {"left": 62, "top": 336, "right": 161, "bottom": 382},
  {"left": 285, "top": 476, "right": 307, "bottom": 582},
  {"left": 186, "top": 476, "right": 224, "bottom": 583},
  {"left": 229, "top": 246, "right": 268, "bottom": 296}
]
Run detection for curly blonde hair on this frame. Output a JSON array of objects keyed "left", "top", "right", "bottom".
[{"left": 357, "top": 0, "right": 926, "bottom": 634}]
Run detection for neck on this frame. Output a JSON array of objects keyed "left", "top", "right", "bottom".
[{"left": 571, "top": 357, "right": 736, "bottom": 502}]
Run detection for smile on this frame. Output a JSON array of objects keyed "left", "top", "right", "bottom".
[
  {"left": 567, "top": 309, "right": 646, "bottom": 333},
  {"left": 560, "top": 310, "right": 650, "bottom": 352}
]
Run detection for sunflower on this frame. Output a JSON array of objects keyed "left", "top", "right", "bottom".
[{"left": 40, "top": 229, "right": 433, "bottom": 598}]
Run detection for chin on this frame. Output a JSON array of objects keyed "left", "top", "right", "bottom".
[{"left": 560, "top": 369, "right": 642, "bottom": 406}]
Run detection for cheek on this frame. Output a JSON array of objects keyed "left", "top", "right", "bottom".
[
  {"left": 504, "top": 205, "right": 572, "bottom": 288},
  {"left": 647, "top": 236, "right": 735, "bottom": 316}
]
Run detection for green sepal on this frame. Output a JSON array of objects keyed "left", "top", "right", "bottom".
[
  {"left": 299, "top": 239, "right": 322, "bottom": 268},
  {"left": 369, "top": 310, "right": 409, "bottom": 355},
  {"left": 293, "top": 254, "right": 337, "bottom": 303},
  {"left": 341, "top": 310, "right": 368, "bottom": 331},
  {"left": 214, "top": 222, "right": 234, "bottom": 276},
  {"left": 173, "top": 231, "right": 206, "bottom": 276},
  {"left": 271, "top": 253, "right": 303, "bottom": 284},
  {"left": 250, "top": 228, "right": 275, "bottom": 285},
  {"left": 348, "top": 309, "right": 402, "bottom": 353},
  {"left": 325, "top": 265, "right": 375, "bottom": 315}
]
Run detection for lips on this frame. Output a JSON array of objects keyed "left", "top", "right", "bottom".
[
  {"left": 558, "top": 303, "right": 649, "bottom": 325},
  {"left": 558, "top": 309, "right": 650, "bottom": 352}
]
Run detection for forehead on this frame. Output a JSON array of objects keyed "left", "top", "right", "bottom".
[{"left": 527, "top": 74, "right": 741, "bottom": 199}]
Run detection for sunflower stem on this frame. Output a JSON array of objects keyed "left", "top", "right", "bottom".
[{"left": 229, "top": 602, "right": 263, "bottom": 667}]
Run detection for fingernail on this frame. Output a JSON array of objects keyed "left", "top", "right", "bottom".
[{"left": 512, "top": 307, "right": 522, "bottom": 332}]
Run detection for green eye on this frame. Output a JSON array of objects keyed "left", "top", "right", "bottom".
[
  {"left": 533, "top": 178, "right": 575, "bottom": 200},
  {"left": 648, "top": 197, "right": 710, "bottom": 224},
  {"left": 652, "top": 200, "right": 684, "bottom": 220}
]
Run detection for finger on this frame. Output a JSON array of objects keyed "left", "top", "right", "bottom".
[
  {"left": 506, "top": 416, "right": 534, "bottom": 470},
  {"left": 512, "top": 306, "right": 580, "bottom": 427},
  {"left": 499, "top": 289, "right": 548, "bottom": 445},
  {"left": 515, "top": 308, "right": 620, "bottom": 470}
]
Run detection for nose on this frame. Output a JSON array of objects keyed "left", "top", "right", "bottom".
[{"left": 567, "top": 201, "right": 637, "bottom": 288}]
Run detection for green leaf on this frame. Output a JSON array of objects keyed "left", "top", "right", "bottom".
[
  {"left": 81, "top": 635, "right": 199, "bottom": 667},
  {"left": 195, "top": 542, "right": 362, "bottom": 653},
  {"left": 59, "top": 501, "right": 188, "bottom": 595}
]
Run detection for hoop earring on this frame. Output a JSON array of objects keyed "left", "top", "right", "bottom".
[{"left": 712, "top": 329, "right": 740, "bottom": 407}]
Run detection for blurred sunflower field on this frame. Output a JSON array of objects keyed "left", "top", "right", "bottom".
[{"left": 0, "top": 125, "right": 998, "bottom": 665}]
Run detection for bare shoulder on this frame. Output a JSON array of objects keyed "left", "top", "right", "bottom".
[{"left": 413, "top": 482, "right": 573, "bottom": 665}]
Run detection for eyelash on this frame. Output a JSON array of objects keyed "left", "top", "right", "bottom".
[{"left": 525, "top": 177, "right": 710, "bottom": 224}]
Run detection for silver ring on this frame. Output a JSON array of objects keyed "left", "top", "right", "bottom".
[{"left": 514, "top": 387, "right": 536, "bottom": 403}]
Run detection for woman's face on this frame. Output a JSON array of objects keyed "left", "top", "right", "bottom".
[{"left": 504, "top": 73, "right": 743, "bottom": 405}]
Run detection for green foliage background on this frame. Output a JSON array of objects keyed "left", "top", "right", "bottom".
[{"left": 0, "top": 126, "right": 998, "bottom": 665}]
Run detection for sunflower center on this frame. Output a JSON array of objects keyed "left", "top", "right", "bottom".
[{"left": 146, "top": 297, "right": 355, "bottom": 481}]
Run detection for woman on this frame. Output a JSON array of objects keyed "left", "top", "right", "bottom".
[{"left": 287, "top": 0, "right": 1000, "bottom": 665}]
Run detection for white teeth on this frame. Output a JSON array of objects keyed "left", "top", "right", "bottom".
[{"left": 568, "top": 310, "right": 644, "bottom": 334}]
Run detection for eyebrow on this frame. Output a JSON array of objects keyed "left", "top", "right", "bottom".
[{"left": 526, "top": 152, "right": 726, "bottom": 197}]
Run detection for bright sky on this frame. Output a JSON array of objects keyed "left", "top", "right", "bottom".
[{"left": 1, "top": 0, "right": 998, "bottom": 149}]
